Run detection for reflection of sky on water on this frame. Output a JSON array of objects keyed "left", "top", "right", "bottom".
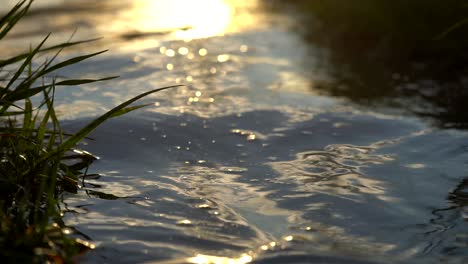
[
  {"left": 63, "top": 105, "right": 468, "bottom": 263},
  {"left": 115, "top": 0, "right": 233, "bottom": 39},
  {"left": 53, "top": 28, "right": 328, "bottom": 121},
  {"left": 269, "top": 144, "right": 394, "bottom": 202},
  {"left": 1, "top": 0, "right": 264, "bottom": 52},
  {"left": 4, "top": 0, "right": 468, "bottom": 263}
]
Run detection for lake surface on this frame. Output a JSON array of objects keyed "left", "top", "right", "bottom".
[{"left": 3, "top": 1, "right": 468, "bottom": 263}]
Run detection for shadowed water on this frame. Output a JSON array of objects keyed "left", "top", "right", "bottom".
[{"left": 3, "top": 0, "right": 468, "bottom": 263}]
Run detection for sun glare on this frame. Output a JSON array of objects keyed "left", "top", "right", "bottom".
[
  {"left": 115, "top": 0, "right": 234, "bottom": 40},
  {"left": 188, "top": 253, "right": 253, "bottom": 264}
]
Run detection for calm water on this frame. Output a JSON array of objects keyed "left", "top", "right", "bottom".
[{"left": 3, "top": 1, "right": 468, "bottom": 263}]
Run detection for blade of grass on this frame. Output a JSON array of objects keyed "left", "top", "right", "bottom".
[
  {"left": 0, "top": 38, "right": 102, "bottom": 68},
  {"left": 54, "top": 76, "right": 118, "bottom": 86},
  {"left": 22, "top": 98, "right": 32, "bottom": 132},
  {"left": 0, "top": 1, "right": 31, "bottom": 40},
  {"left": 41, "top": 50, "right": 108, "bottom": 76},
  {"left": 434, "top": 17, "right": 468, "bottom": 40},
  {"left": 37, "top": 85, "right": 182, "bottom": 163},
  {"left": 110, "top": 103, "right": 153, "bottom": 118},
  {"left": 5, "top": 50, "right": 110, "bottom": 98},
  {"left": 3, "top": 76, "right": 118, "bottom": 102},
  {"left": 2, "top": 50, "right": 109, "bottom": 105},
  {"left": 4, "top": 34, "right": 50, "bottom": 90},
  {"left": 44, "top": 82, "right": 63, "bottom": 145},
  {"left": 0, "top": 110, "right": 25, "bottom": 116},
  {"left": 36, "top": 91, "right": 52, "bottom": 144},
  {"left": 0, "top": 1, "right": 26, "bottom": 27}
]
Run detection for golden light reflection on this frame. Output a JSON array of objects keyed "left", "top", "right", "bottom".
[
  {"left": 188, "top": 253, "right": 253, "bottom": 264},
  {"left": 267, "top": 144, "right": 394, "bottom": 203},
  {"left": 240, "top": 45, "right": 249, "bottom": 52},
  {"left": 217, "top": 54, "right": 230, "bottom": 62},
  {"left": 117, "top": 0, "right": 234, "bottom": 40},
  {"left": 178, "top": 47, "right": 190, "bottom": 55},
  {"left": 75, "top": 238, "right": 96, "bottom": 250},
  {"left": 176, "top": 219, "right": 193, "bottom": 226},
  {"left": 165, "top": 49, "right": 176, "bottom": 57},
  {"left": 199, "top": 48, "right": 208, "bottom": 56},
  {"left": 187, "top": 53, "right": 196, "bottom": 59},
  {"left": 246, "top": 134, "right": 256, "bottom": 141}
]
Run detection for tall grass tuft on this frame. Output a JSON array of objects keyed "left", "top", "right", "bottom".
[{"left": 0, "top": 1, "right": 179, "bottom": 262}]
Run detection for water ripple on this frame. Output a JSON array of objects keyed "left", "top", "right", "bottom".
[{"left": 269, "top": 144, "right": 393, "bottom": 202}]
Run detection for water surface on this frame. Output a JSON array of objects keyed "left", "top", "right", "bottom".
[{"left": 3, "top": 1, "right": 468, "bottom": 263}]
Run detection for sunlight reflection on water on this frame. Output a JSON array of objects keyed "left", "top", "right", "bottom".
[
  {"left": 268, "top": 144, "right": 395, "bottom": 202},
  {"left": 111, "top": 0, "right": 233, "bottom": 40},
  {"left": 4, "top": 0, "right": 468, "bottom": 263},
  {"left": 1, "top": 0, "right": 263, "bottom": 53},
  {"left": 188, "top": 253, "right": 253, "bottom": 264}
]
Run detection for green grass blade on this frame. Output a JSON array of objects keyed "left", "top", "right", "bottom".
[
  {"left": 0, "top": 127, "right": 66, "bottom": 137},
  {"left": 0, "top": 110, "right": 25, "bottom": 116},
  {"left": 37, "top": 110, "right": 50, "bottom": 143},
  {"left": 45, "top": 83, "right": 63, "bottom": 143},
  {"left": 0, "top": 1, "right": 26, "bottom": 27},
  {"left": 434, "top": 17, "right": 468, "bottom": 40},
  {"left": 2, "top": 84, "right": 52, "bottom": 104},
  {"left": 4, "top": 50, "right": 109, "bottom": 99},
  {"left": 0, "top": 38, "right": 102, "bottom": 68},
  {"left": 41, "top": 50, "right": 108, "bottom": 76},
  {"left": 22, "top": 98, "right": 32, "bottom": 131},
  {"left": 5, "top": 34, "right": 50, "bottom": 90},
  {"left": 0, "top": 99, "right": 24, "bottom": 110},
  {"left": 55, "top": 76, "right": 118, "bottom": 86},
  {"left": 110, "top": 103, "right": 153, "bottom": 118},
  {"left": 38, "top": 85, "right": 182, "bottom": 163},
  {"left": 3, "top": 77, "right": 118, "bottom": 102},
  {"left": 37, "top": 89, "right": 53, "bottom": 143},
  {"left": 0, "top": 1, "right": 31, "bottom": 40}
]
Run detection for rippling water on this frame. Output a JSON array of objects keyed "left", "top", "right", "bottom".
[{"left": 3, "top": 1, "right": 468, "bottom": 263}]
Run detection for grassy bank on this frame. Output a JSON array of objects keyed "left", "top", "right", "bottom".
[{"left": 0, "top": 1, "right": 177, "bottom": 262}]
